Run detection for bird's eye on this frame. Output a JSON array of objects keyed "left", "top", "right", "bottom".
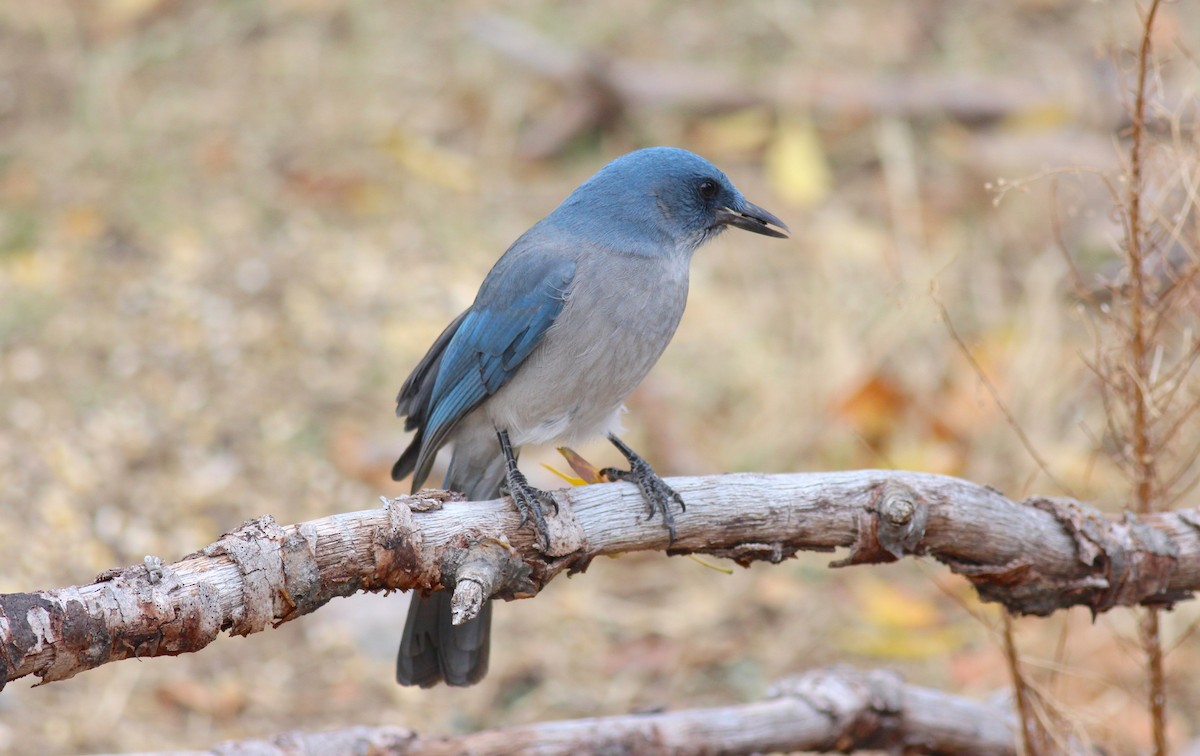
[{"left": 698, "top": 179, "right": 719, "bottom": 200}]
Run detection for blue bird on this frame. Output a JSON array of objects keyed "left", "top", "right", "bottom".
[{"left": 392, "top": 146, "right": 788, "bottom": 687}]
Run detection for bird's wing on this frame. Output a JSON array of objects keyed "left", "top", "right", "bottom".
[
  {"left": 399, "top": 248, "right": 576, "bottom": 487},
  {"left": 395, "top": 309, "right": 470, "bottom": 428}
]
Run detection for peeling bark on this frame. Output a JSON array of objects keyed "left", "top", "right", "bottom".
[{"left": 3, "top": 470, "right": 1199, "bottom": 688}]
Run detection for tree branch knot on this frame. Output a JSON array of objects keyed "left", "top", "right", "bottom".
[
  {"left": 770, "top": 666, "right": 905, "bottom": 751},
  {"left": 447, "top": 539, "right": 534, "bottom": 624}
]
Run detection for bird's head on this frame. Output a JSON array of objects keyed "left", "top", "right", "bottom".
[{"left": 549, "top": 147, "right": 789, "bottom": 255}]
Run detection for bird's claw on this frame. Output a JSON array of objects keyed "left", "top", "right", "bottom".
[
  {"left": 602, "top": 436, "right": 686, "bottom": 544},
  {"left": 497, "top": 428, "right": 558, "bottom": 549},
  {"left": 502, "top": 466, "right": 558, "bottom": 549}
]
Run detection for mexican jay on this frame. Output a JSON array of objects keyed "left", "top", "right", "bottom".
[{"left": 391, "top": 146, "right": 788, "bottom": 687}]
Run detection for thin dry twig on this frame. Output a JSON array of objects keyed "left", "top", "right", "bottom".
[
  {"left": 1003, "top": 614, "right": 1039, "bottom": 756},
  {"left": 935, "top": 298, "right": 1074, "bottom": 496},
  {"left": 1123, "top": 2, "right": 1168, "bottom": 751}
]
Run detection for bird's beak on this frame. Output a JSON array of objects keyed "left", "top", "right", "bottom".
[{"left": 716, "top": 201, "right": 790, "bottom": 238}]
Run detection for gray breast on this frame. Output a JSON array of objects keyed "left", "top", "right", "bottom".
[{"left": 485, "top": 249, "right": 691, "bottom": 446}]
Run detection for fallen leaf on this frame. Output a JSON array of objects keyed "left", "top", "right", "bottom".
[
  {"left": 835, "top": 372, "right": 910, "bottom": 443},
  {"left": 556, "top": 446, "right": 604, "bottom": 484},
  {"left": 854, "top": 576, "right": 942, "bottom": 631},
  {"left": 380, "top": 130, "right": 477, "bottom": 193},
  {"left": 766, "top": 117, "right": 831, "bottom": 207},
  {"left": 541, "top": 463, "right": 587, "bottom": 487},
  {"left": 692, "top": 108, "right": 774, "bottom": 156}
]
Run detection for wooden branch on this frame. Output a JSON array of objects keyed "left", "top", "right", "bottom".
[
  {"left": 467, "top": 13, "right": 1064, "bottom": 120},
  {"left": 4, "top": 469, "right": 1200, "bottom": 688},
  {"left": 120, "top": 667, "right": 1018, "bottom": 756},
  {"left": 465, "top": 14, "right": 1086, "bottom": 158}
]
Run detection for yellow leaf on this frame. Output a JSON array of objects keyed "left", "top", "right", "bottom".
[
  {"left": 839, "top": 624, "right": 972, "bottom": 660},
  {"left": 766, "top": 118, "right": 831, "bottom": 207},
  {"left": 61, "top": 206, "right": 104, "bottom": 242},
  {"left": 1001, "top": 104, "right": 1074, "bottom": 131},
  {"left": 104, "top": 0, "right": 168, "bottom": 26},
  {"left": 556, "top": 446, "right": 604, "bottom": 484},
  {"left": 692, "top": 108, "right": 774, "bottom": 155},
  {"left": 541, "top": 463, "right": 587, "bottom": 487},
  {"left": 380, "top": 130, "right": 477, "bottom": 193},
  {"left": 888, "top": 440, "right": 967, "bottom": 477},
  {"left": 838, "top": 575, "right": 973, "bottom": 658},
  {"left": 854, "top": 576, "right": 940, "bottom": 630}
]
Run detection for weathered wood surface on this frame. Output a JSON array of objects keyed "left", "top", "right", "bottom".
[
  {"left": 108, "top": 666, "right": 1018, "bottom": 756},
  {"left": 3, "top": 470, "right": 1198, "bottom": 687}
]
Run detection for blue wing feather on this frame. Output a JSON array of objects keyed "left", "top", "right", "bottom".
[{"left": 403, "top": 246, "right": 575, "bottom": 485}]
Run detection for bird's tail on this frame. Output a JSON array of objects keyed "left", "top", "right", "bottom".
[
  {"left": 396, "top": 440, "right": 505, "bottom": 687},
  {"left": 396, "top": 585, "right": 493, "bottom": 687}
]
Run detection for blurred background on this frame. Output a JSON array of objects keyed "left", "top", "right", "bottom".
[{"left": 1, "top": 1, "right": 1199, "bottom": 752}]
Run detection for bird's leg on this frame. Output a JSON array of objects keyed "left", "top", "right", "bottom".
[
  {"left": 496, "top": 429, "right": 558, "bottom": 549},
  {"left": 600, "top": 434, "right": 686, "bottom": 543}
]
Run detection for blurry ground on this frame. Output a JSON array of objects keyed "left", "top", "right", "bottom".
[{"left": 1, "top": 1, "right": 1199, "bottom": 753}]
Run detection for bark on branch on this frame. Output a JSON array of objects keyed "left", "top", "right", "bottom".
[
  {"left": 120, "top": 666, "right": 1018, "bottom": 756},
  {"left": 4, "top": 469, "right": 1199, "bottom": 688}
]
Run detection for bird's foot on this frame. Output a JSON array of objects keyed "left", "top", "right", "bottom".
[
  {"left": 601, "top": 434, "right": 686, "bottom": 544},
  {"left": 497, "top": 429, "right": 558, "bottom": 549},
  {"left": 500, "top": 466, "right": 559, "bottom": 549}
]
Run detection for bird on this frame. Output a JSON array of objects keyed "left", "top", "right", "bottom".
[{"left": 391, "top": 146, "right": 788, "bottom": 687}]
